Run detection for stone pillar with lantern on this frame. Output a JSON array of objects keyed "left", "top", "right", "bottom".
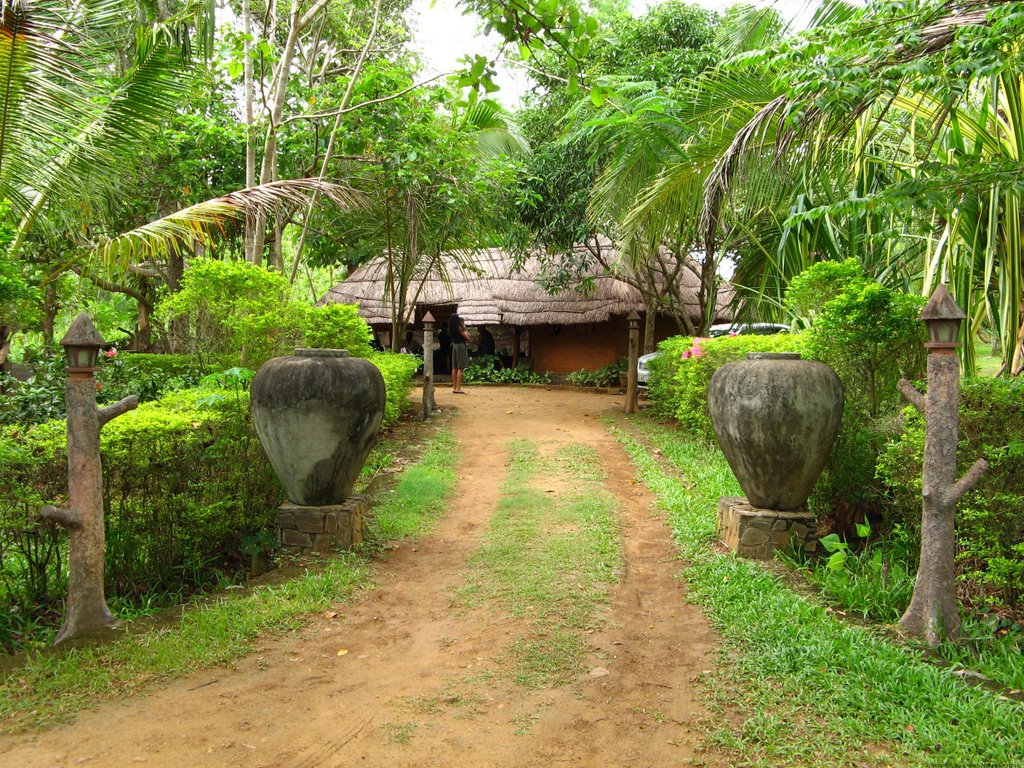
[
  {"left": 625, "top": 310, "right": 640, "bottom": 414},
  {"left": 40, "top": 312, "right": 138, "bottom": 644},
  {"left": 896, "top": 285, "right": 989, "bottom": 645},
  {"left": 422, "top": 311, "right": 436, "bottom": 420}
]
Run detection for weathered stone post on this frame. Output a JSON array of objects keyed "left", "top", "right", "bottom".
[
  {"left": 897, "top": 285, "right": 988, "bottom": 645},
  {"left": 625, "top": 310, "right": 640, "bottom": 414},
  {"left": 40, "top": 313, "right": 138, "bottom": 644},
  {"left": 422, "top": 311, "right": 435, "bottom": 420}
]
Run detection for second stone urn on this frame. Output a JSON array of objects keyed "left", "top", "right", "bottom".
[
  {"left": 707, "top": 353, "right": 843, "bottom": 510},
  {"left": 250, "top": 349, "right": 385, "bottom": 506}
]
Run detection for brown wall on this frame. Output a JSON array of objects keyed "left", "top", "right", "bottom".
[{"left": 528, "top": 314, "right": 684, "bottom": 374}]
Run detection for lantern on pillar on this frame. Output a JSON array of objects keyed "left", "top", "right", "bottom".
[
  {"left": 921, "top": 285, "right": 965, "bottom": 351},
  {"left": 61, "top": 312, "right": 106, "bottom": 377}
]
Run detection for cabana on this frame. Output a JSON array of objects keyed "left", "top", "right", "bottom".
[{"left": 319, "top": 246, "right": 731, "bottom": 374}]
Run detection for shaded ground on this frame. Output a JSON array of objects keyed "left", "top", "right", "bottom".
[{"left": 0, "top": 386, "right": 722, "bottom": 767}]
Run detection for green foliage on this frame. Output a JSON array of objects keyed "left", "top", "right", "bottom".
[
  {"left": 877, "top": 377, "right": 1024, "bottom": 617},
  {"left": 564, "top": 359, "right": 624, "bottom": 387},
  {"left": 0, "top": 347, "right": 67, "bottom": 426},
  {"left": 0, "top": 386, "right": 281, "bottom": 651},
  {"left": 155, "top": 259, "right": 306, "bottom": 368},
  {"left": 647, "top": 333, "right": 806, "bottom": 439},
  {"left": 0, "top": 351, "right": 215, "bottom": 428},
  {"left": 801, "top": 275, "right": 926, "bottom": 512},
  {"left": 617, "top": 417, "right": 1024, "bottom": 766},
  {"left": 303, "top": 303, "right": 374, "bottom": 357},
  {"left": 808, "top": 279, "right": 926, "bottom": 421},
  {"left": 463, "top": 356, "right": 551, "bottom": 384},
  {"left": 784, "top": 258, "right": 866, "bottom": 328},
  {"left": 790, "top": 521, "right": 916, "bottom": 623},
  {"left": 368, "top": 352, "right": 420, "bottom": 427}
]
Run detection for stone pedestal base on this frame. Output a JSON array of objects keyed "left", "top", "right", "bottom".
[
  {"left": 278, "top": 496, "right": 366, "bottom": 553},
  {"left": 717, "top": 496, "right": 817, "bottom": 559}
]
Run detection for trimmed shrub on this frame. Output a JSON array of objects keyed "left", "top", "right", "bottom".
[
  {"left": 304, "top": 304, "right": 375, "bottom": 358},
  {"left": 647, "top": 335, "right": 694, "bottom": 420},
  {"left": 877, "top": 377, "right": 1024, "bottom": 617},
  {"left": 0, "top": 386, "right": 281, "bottom": 651},
  {"left": 368, "top": 352, "right": 420, "bottom": 427},
  {"left": 648, "top": 333, "right": 806, "bottom": 439},
  {"left": 804, "top": 277, "right": 927, "bottom": 515}
]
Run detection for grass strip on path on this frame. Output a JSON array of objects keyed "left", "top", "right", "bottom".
[
  {"left": 458, "top": 439, "right": 620, "bottom": 688},
  {"left": 366, "top": 429, "right": 458, "bottom": 541},
  {"left": 0, "top": 426, "right": 458, "bottom": 734},
  {"left": 614, "top": 416, "right": 1024, "bottom": 768}
]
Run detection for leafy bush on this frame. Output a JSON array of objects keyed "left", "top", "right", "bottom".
[
  {"left": 155, "top": 258, "right": 306, "bottom": 367},
  {"left": 877, "top": 377, "right": 1024, "bottom": 617},
  {"left": 304, "top": 304, "right": 374, "bottom": 357},
  {"left": 564, "top": 359, "right": 624, "bottom": 387},
  {"left": 802, "top": 273, "right": 926, "bottom": 514},
  {"left": 0, "top": 350, "right": 215, "bottom": 427},
  {"left": 647, "top": 333, "right": 806, "bottom": 440},
  {"left": 463, "top": 355, "right": 551, "bottom": 384},
  {"left": 646, "top": 336, "right": 693, "bottom": 420},
  {"left": 0, "top": 346, "right": 67, "bottom": 426},
  {"left": 368, "top": 352, "right": 420, "bottom": 427},
  {"left": 0, "top": 385, "right": 282, "bottom": 651}
]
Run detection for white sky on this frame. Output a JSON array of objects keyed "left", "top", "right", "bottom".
[{"left": 407, "top": 0, "right": 816, "bottom": 106}]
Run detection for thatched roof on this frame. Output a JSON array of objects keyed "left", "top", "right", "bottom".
[{"left": 319, "top": 245, "right": 731, "bottom": 327}]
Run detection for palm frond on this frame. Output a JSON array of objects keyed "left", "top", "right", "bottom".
[{"left": 89, "top": 180, "right": 367, "bottom": 267}]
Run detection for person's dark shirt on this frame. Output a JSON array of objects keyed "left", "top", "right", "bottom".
[{"left": 448, "top": 312, "right": 464, "bottom": 342}]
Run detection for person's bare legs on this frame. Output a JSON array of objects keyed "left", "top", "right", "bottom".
[{"left": 453, "top": 368, "right": 463, "bottom": 393}]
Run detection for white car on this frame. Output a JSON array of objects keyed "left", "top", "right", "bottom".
[{"left": 637, "top": 352, "right": 659, "bottom": 388}]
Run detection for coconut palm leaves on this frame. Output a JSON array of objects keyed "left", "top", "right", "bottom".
[
  {"left": 89, "top": 179, "right": 366, "bottom": 268},
  {"left": 0, "top": 0, "right": 215, "bottom": 254}
]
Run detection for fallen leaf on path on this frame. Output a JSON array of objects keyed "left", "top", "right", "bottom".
[
  {"left": 337, "top": 649, "right": 349, "bottom": 656},
  {"left": 323, "top": 611, "right": 338, "bottom": 619},
  {"left": 590, "top": 667, "right": 610, "bottom": 677}
]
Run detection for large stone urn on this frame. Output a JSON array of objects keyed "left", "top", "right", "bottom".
[
  {"left": 251, "top": 348, "right": 385, "bottom": 507},
  {"left": 708, "top": 353, "right": 843, "bottom": 511}
]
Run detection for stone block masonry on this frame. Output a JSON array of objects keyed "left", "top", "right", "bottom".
[
  {"left": 717, "top": 496, "right": 818, "bottom": 559},
  {"left": 278, "top": 496, "right": 367, "bottom": 553}
]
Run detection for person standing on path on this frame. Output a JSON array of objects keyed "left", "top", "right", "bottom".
[{"left": 449, "top": 308, "right": 470, "bottom": 394}]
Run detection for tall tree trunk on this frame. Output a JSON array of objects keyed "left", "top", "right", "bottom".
[
  {"left": 42, "top": 283, "right": 59, "bottom": 344},
  {"left": 643, "top": 301, "right": 656, "bottom": 355},
  {"left": 243, "top": 0, "right": 258, "bottom": 262}
]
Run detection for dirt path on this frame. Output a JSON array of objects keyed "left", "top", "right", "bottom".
[{"left": 0, "top": 387, "right": 722, "bottom": 768}]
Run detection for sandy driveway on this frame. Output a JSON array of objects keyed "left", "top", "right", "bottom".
[{"left": 0, "top": 386, "right": 721, "bottom": 768}]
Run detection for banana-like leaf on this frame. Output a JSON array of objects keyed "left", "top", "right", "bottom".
[{"left": 89, "top": 180, "right": 367, "bottom": 267}]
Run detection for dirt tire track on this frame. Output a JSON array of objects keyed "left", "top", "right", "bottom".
[{"left": 0, "top": 387, "right": 722, "bottom": 768}]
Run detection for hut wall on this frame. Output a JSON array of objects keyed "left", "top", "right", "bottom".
[
  {"left": 529, "top": 314, "right": 686, "bottom": 374},
  {"left": 529, "top": 317, "right": 629, "bottom": 373}
]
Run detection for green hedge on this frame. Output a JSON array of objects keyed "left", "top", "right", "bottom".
[
  {"left": 647, "top": 333, "right": 807, "bottom": 439},
  {"left": 0, "top": 388, "right": 281, "bottom": 650},
  {"left": 369, "top": 352, "right": 419, "bottom": 427},
  {"left": 877, "top": 377, "right": 1024, "bottom": 616}
]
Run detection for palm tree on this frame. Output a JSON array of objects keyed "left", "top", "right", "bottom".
[{"left": 0, "top": 0, "right": 364, "bottom": 359}]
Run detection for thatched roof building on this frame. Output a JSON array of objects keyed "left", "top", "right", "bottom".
[
  {"left": 320, "top": 246, "right": 728, "bottom": 327},
  {"left": 320, "top": 245, "right": 731, "bottom": 374}
]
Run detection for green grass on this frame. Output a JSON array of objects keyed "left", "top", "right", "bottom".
[
  {"left": 0, "top": 427, "right": 460, "bottom": 733},
  {"left": 614, "top": 416, "right": 1024, "bottom": 768},
  {"left": 973, "top": 339, "right": 1003, "bottom": 377},
  {"left": 459, "top": 439, "right": 621, "bottom": 687},
  {"left": 366, "top": 430, "right": 458, "bottom": 540}
]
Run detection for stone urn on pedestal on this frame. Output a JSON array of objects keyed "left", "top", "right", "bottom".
[
  {"left": 707, "top": 352, "right": 843, "bottom": 558},
  {"left": 251, "top": 349, "right": 385, "bottom": 552}
]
